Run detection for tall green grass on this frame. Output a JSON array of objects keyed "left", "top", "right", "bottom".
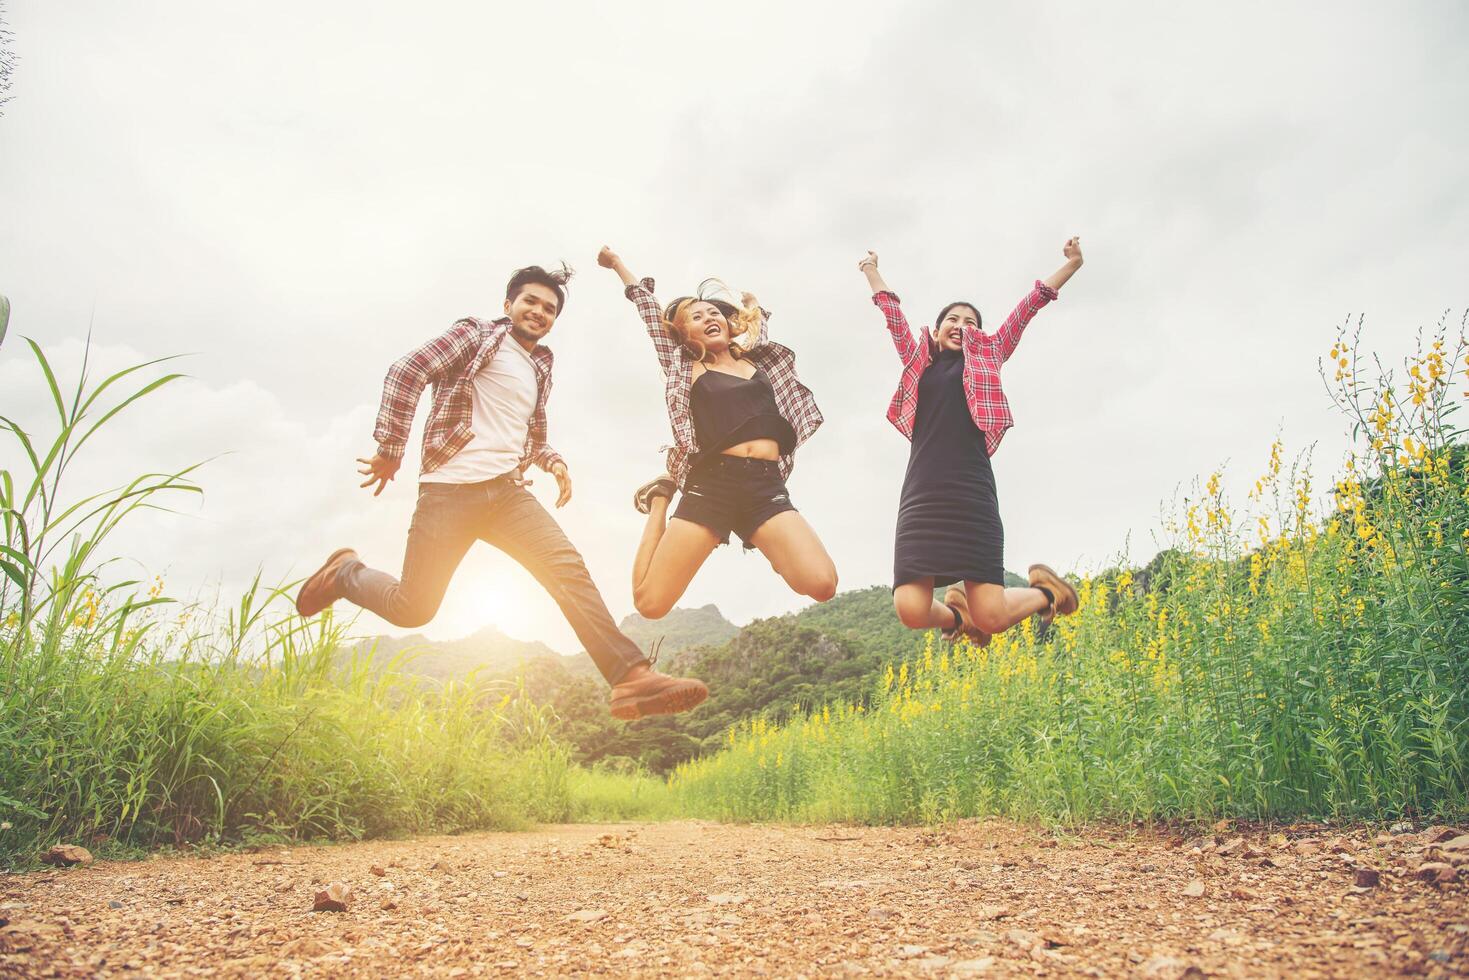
[
  {"left": 0, "top": 338, "right": 578, "bottom": 866},
  {"left": 669, "top": 317, "right": 1469, "bottom": 825}
]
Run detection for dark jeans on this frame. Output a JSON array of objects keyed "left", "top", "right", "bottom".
[{"left": 338, "top": 474, "right": 646, "bottom": 685}]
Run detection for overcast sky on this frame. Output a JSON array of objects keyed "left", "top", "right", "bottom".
[{"left": 2, "top": 1, "right": 1466, "bottom": 653}]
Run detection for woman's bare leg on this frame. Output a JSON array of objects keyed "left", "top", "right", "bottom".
[
  {"left": 631, "top": 497, "right": 721, "bottom": 620},
  {"left": 747, "top": 511, "right": 838, "bottom": 602},
  {"left": 964, "top": 582, "right": 1050, "bottom": 636},
  {"left": 893, "top": 578, "right": 959, "bottom": 631}
]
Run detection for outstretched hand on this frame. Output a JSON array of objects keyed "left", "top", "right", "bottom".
[
  {"left": 356, "top": 453, "right": 400, "bottom": 497},
  {"left": 1063, "top": 236, "right": 1083, "bottom": 264},
  {"left": 550, "top": 461, "right": 573, "bottom": 508},
  {"left": 858, "top": 250, "right": 889, "bottom": 294},
  {"left": 598, "top": 245, "right": 637, "bottom": 287}
]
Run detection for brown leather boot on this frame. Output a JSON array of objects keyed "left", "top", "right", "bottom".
[
  {"left": 609, "top": 663, "right": 709, "bottom": 720},
  {"left": 295, "top": 548, "right": 358, "bottom": 617},
  {"left": 1027, "top": 564, "right": 1079, "bottom": 621},
  {"left": 942, "top": 586, "right": 992, "bottom": 647}
]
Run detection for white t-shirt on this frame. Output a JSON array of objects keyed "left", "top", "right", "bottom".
[{"left": 420, "top": 339, "right": 539, "bottom": 483}]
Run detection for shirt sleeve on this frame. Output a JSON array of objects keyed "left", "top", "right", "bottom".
[
  {"left": 371, "top": 320, "right": 478, "bottom": 459},
  {"left": 872, "top": 291, "right": 919, "bottom": 363},
  {"left": 625, "top": 277, "right": 684, "bottom": 377},
  {"left": 992, "top": 280, "right": 1059, "bottom": 364}
]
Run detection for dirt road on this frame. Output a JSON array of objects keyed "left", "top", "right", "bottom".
[{"left": 2, "top": 819, "right": 1465, "bottom": 977}]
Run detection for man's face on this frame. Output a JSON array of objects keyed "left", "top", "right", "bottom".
[{"left": 505, "top": 283, "right": 560, "bottom": 346}]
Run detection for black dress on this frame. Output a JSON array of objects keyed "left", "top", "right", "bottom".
[{"left": 892, "top": 348, "right": 1005, "bottom": 589}]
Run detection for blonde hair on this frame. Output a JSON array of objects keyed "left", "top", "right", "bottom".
[{"left": 661, "top": 279, "right": 762, "bottom": 363}]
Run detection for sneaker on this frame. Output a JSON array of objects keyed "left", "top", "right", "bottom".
[
  {"left": 295, "top": 548, "right": 358, "bottom": 617},
  {"left": 942, "top": 586, "right": 992, "bottom": 647},
  {"left": 1027, "top": 563, "right": 1079, "bottom": 621},
  {"left": 633, "top": 474, "right": 677, "bottom": 514}
]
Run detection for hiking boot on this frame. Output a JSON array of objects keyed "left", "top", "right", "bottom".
[
  {"left": 633, "top": 474, "right": 677, "bottom": 514},
  {"left": 295, "top": 547, "right": 358, "bottom": 617},
  {"left": 1027, "top": 563, "right": 1079, "bottom": 621},
  {"left": 942, "top": 586, "right": 992, "bottom": 647},
  {"left": 609, "top": 663, "right": 709, "bottom": 720}
]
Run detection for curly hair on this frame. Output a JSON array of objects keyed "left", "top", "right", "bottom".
[{"left": 660, "top": 279, "right": 762, "bottom": 363}]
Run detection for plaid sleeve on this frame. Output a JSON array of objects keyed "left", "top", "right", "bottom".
[
  {"left": 873, "top": 291, "right": 919, "bottom": 363},
  {"left": 371, "top": 321, "right": 478, "bottom": 459},
  {"left": 626, "top": 278, "right": 683, "bottom": 376},
  {"left": 993, "top": 280, "right": 1059, "bottom": 364}
]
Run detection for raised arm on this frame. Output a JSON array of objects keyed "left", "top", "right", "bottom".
[
  {"left": 598, "top": 245, "right": 683, "bottom": 376},
  {"left": 993, "top": 237, "right": 1084, "bottom": 363},
  {"left": 860, "top": 250, "right": 919, "bottom": 363}
]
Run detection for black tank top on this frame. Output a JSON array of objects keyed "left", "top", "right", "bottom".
[{"left": 689, "top": 367, "right": 797, "bottom": 456}]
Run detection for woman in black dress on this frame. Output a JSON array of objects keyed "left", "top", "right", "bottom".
[{"left": 860, "top": 241, "right": 1085, "bottom": 644}]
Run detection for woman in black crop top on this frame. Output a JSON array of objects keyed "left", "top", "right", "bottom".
[{"left": 599, "top": 245, "right": 837, "bottom": 623}]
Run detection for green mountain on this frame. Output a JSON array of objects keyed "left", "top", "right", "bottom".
[
  {"left": 356, "top": 574, "right": 1031, "bottom": 774},
  {"left": 618, "top": 603, "right": 739, "bottom": 656},
  {"left": 351, "top": 626, "right": 582, "bottom": 681}
]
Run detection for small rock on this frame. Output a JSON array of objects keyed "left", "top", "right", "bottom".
[
  {"left": 516, "top": 892, "right": 530, "bottom": 901},
  {"left": 707, "top": 893, "right": 747, "bottom": 905},
  {"left": 566, "top": 909, "right": 608, "bottom": 923},
  {"left": 1217, "top": 838, "right": 1244, "bottom": 857},
  {"left": 1420, "top": 826, "right": 1459, "bottom": 844},
  {"left": 493, "top": 870, "right": 508, "bottom": 879},
  {"left": 369, "top": 865, "right": 386, "bottom": 877},
  {"left": 312, "top": 882, "right": 352, "bottom": 912},
  {"left": 1212, "top": 819, "right": 1232, "bottom": 833},
  {"left": 1390, "top": 820, "right": 1415, "bottom": 835},
  {"left": 896, "top": 944, "right": 929, "bottom": 958},
  {"left": 1138, "top": 954, "right": 1207, "bottom": 979},
  {"left": 1415, "top": 862, "right": 1459, "bottom": 885},
  {"left": 1440, "top": 834, "right": 1469, "bottom": 852},
  {"left": 1139, "top": 863, "right": 1157, "bottom": 873},
  {"left": 1428, "top": 951, "right": 1452, "bottom": 964},
  {"left": 1354, "top": 868, "right": 1380, "bottom": 888},
  {"left": 1295, "top": 840, "right": 1321, "bottom": 856},
  {"left": 379, "top": 896, "right": 398, "bottom": 911},
  {"left": 39, "top": 845, "right": 93, "bottom": 867},
  {"left": 951, "top": 958, "right": 996, "bottom": 974},
  {"left": 973, "top": 904, "right": 1011, "bottom": 921},
  {"left": 107, "top": 900, "right": 123, "bottom": 909},
  {"left": 1327, "top": 837, "right": 1353, "bottom": 854},
  {"left": 1005, "top": 928, "right": 1040, "bottom": 949},
  {"left": 1181, "top": 879, "right": 1206, "bottom": 898}
]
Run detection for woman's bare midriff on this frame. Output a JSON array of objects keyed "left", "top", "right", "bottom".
[{"left": 720, "top": 438, "right": 782, "bottom": 460}]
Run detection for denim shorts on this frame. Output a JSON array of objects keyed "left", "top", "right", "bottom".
[{"left": 672, "top": 455, "right": 797, "bottom": 548}]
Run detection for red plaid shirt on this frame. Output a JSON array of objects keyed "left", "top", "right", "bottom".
[
  {"left": 873, "top": 281, "right": 1058, "bottom": 456},
  {"left": 372, "top": 317, "right": 562, "bottom": 476},
  {"left": 625, "top": 278, "right": 823, "bottom": 489}
]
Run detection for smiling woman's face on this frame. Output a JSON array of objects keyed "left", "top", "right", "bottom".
[
  {"left": 678, "top": 300, "right": 731, "bottom": 353},
  {"left": 933, "top": 304, "right": 979, "bottom": 351}
]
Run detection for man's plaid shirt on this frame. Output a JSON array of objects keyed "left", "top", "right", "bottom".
[
  {"left": 873, "top": 281, "right": 1058, "bottom": 457},
  {"left": 624, "top": 278, "right": 823, "bottom": 489},
  {"left": 372, "top": 317, "right": 562, "bottom": 476}
]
